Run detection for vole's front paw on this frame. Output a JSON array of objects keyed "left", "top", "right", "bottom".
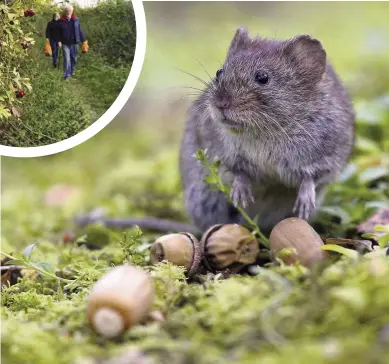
[
  {"left": 293, "top": 191, "right": 316, "bottom": 221},
  {"left": 230, "top": 175, "right": 254, "bottom": 208}
]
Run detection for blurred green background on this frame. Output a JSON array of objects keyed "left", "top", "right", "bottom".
[{"left": 118, "top": 1, "right": 389, "bottom": 132}]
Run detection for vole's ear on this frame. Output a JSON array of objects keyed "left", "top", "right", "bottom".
[
  {"left": 227, "top": 26, "right": 251, "bottom": 57},
  {"left": 284, "top": 35, "right": 326, "bottom": 83}
]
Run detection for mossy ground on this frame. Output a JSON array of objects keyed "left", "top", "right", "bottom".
[{"left": 1, "top": 117, "right": 389, "bottom": 363}]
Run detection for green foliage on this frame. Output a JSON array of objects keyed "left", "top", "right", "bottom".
[
  {"left": 0, "top": 1, "right": 135, "bottom": 146},
  {"left": 1, "top": 243, "right": 74, "bottom": 285},
  {"left": 195, "top": 148, "right": 269, "bottom": 247},
  {"left": 119, "top": 227, "right": 150, "bottom": 265},
  {"left": 0, "top": 0, "right": 36, "bottom": 119},
  {"left": 0, "top": 58, "right": 91, "bottom": 146},
  {"left": 74, "top": 0, "right": 136, "bottom": 67}
]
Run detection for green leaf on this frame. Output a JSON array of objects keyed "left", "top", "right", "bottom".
[
  {"left": 22, "top": 243, "right": 37, "bottom": 261},
  {"left": 34, "top": 261, "right": 55, "bottom": 274},
  {"left": 0, "top": 107, "right": 11, "bottom": 119},
  {"left": 4, "top": 259, "right": 25, "bottom": 266},
  {"left": 355, "top": 136, "right": 381, "bottom": 153},
  {"left": 204, "top": 174, "right": 218, "bottom": 185},
  {"left": 320, "top": 206, "right": 351, "bottom": 224},
  {"left": 361, "top": 233, "right": 380, "bottom": 240},
  {"left": 321, "top": 244, "right": 359, "bottom": 259},
  {"left": 378, "top": 233, "right": 389, "bottom": 249},
  {"left": 359, "top": 167, "right": 389, "bottom": 184},
  {"left": 374, "top": 224, "right": 389, "bottom": 233}
]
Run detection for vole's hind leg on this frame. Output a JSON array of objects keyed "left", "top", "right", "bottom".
[{"left": 185, "top": 182, "right": 243, "bottom": 232}]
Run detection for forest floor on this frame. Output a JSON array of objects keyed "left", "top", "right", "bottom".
[{"left": 1, "top": 118, "right": 389, "bottom": 363}]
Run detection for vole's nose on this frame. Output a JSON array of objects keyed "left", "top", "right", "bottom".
[{"left": 215, "top": 94, "right": 232, "bottom": 110}]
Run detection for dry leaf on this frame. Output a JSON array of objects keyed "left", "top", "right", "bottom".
[
  {"left": 11, "top": 106, "right": 22, "bottom": 118},
  {"left": 324, "top": 238, "right": 373, "bottom": 252}
]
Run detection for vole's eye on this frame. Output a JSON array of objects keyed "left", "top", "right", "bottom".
[
  {"left": 255, "top": 71, "right": 269, "bottom": 84},
  {"left": 216, "top": 68, "right": 223, "bottom": 82}
]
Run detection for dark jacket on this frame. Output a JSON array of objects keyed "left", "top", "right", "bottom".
[
  {"left": 58, "top": 14, "right": 85, "bottom": 45},
  {"left": 46, "top": 20, "right": 61, "bottom": 42}
]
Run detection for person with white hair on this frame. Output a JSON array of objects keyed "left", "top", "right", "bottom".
[{"left": 58, "top": 4, "right": 86, "bottom": 80}]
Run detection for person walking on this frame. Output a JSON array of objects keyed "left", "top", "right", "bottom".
[
  {"left": 45, "top": 12, "right": 61, "bottom": 68},
  {"left": 58, "top": 4, "right": 86, "bottom": 80}
]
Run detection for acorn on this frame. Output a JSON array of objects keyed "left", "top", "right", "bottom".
[
  {"left": 269, "top": 218, "right": 325, "bottom": 268},
  {"left": 150, "top": 233, "right": 202, "bottom": 275},
  {"left": 87, "top": 265, "right": 154, "bottom": 338},
  {"left": 201, "top": 224, "right": 259, "bottom": 272}
]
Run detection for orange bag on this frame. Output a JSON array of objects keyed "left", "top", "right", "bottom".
[
  {"left": 44, "top": 39, "right": 52, "bottom": 56},
  {"left": 81, "top": 40, "right": 89, "bottom": 53}
]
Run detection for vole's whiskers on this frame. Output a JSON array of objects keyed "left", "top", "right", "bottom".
[
  {"left": 257, "top": 110, "right": 293, "bottom": 144},
  {"left": 196, "top": 59, "right": 214, "bottom": 86},
  {"left": 169, "top": 85, "right": 205, "bottom": 93},
  {"left": 258, "top": 104, "right": 316, "bottom": 145},
  {"left": 249, "top": 115, "right": 276, "bottom": 141},
  {"left": 176, "top": 68, "right": 213, "bottom": 89},
  {"left": 167, "top": 93, "right": 199, "bottom": 105}
]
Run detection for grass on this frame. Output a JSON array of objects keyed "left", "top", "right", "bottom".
[{"left": 0, "top": 1, "right": 134, "bottom": 147}]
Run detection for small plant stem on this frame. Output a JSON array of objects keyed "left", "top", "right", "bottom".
[
  {"left": 234, "top": 205, "right": 269, "bottom": 247},
  {"left": 0, "top": 252, "right": 15, "bottom": 260},
  {"left": 0, "top": 251, "right": 74, "bottom": 283},
  {"left": 200, "top": 152, "right": 269, "bottom": 247}
]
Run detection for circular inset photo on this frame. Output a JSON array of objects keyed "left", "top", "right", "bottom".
[{"left": 0, "top": 0, "right": 145, "bottom": 155}]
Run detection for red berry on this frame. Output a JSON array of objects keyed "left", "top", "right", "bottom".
[
  {"left": 15, "top": 90, "right": 25, "bottom": 98},
  {"left": 24, "top": 9, "right": 35, "bottom": 17}
]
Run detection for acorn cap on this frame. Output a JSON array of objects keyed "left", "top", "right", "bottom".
[
  {"left": 87, "top": 265, "right": 154, "bottom": 337},
  {"left": 150, "top": 233, "right": 202, "bottom": 276},
  {"left": 269, "top": 217, "right": 325, "bottom": 267},
  {"left": 201, "top": 224, "right": 259, "bottom": 272}
]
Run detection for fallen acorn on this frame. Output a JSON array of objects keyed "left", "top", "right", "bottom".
[
  {"left": 87, "top": 265, "right": 154, "bottom": 338},
  {"left": 269, "top": 217, "right": 325, "bottom": 268},
  {"left": 201, "top": 224, "right": 259, "bottom": 273},
  {"left": 150, "top": 233, "right": 202, "bottom": 276}
]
